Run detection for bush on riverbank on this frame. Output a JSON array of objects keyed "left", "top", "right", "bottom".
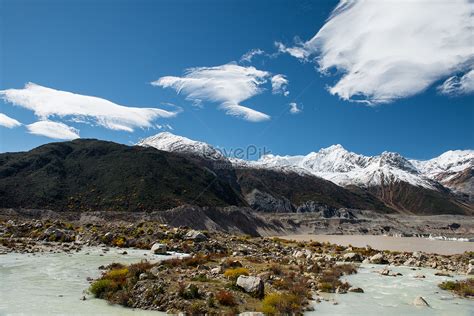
[{"left": 439, "top": 279, "right": 474, "bottom": 298}]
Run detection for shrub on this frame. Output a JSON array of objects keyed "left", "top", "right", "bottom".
[
  {"left": 191, "top": 274, "right": 209, "bottom": 282},
  {"left": 187, "top": 301, "right": 207, "bottom": 314},
  {"left": 179, "top": 283, "right": 201, "bottom": 299},
  {"left": 105, "top": 268, "right": 129, "bottom": 282},
  {"left": 224, "top": 267, "right": 249, "bottom": 281},
  {"left": 163, "top": 254, "right": 211, "bottom": 268},
  {"left": 127, "top": 260, "right": 153, "bottom": 279},
  {"left": 439, "top": 279, "right": 474, "bottom": 297},
  {"left": 268, "top": 263, "right": 284, "bottom": 276},
  {"left": 261, "top": 293, "right": 301, "bottom": 314},
  {"left": 216, "top": 290, "right": 236, "bottom": 306},
  {"left": 89, "top": 279, "right": 116, "bottom": 297}
]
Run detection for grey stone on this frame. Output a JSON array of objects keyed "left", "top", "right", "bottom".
[
  {"left": 151, "top": 243, "right": 167, "bottom": 254},
  {"left": 185, "top": 230, "right": 208, "bottom": 242},
  {"left": 236, "top": 275, "right": 264, "bottom": 298},
  {"left": 413, "top": 296, "right": 430, "bottom": 307}
]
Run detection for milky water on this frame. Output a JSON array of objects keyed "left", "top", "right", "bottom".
[
  {"left": 1, "top": 250, "right": 473, "bottom": 315},
  {"left": 312, "top": 264, "right": 474, "bottom": 316},
  {"left": 0, "top": 248, "right": 182, "bottom": 316}
]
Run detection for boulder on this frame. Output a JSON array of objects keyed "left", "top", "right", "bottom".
[
  {"left": 369, "top": 253, "right": 385, "bottom": 264},
  {"left": 403, "top": 258, "right": 417, "bottom": 266},
  {"left": 413, "top": 296, "right": 429, "bottom": 307},
  {"left": 236, "top": 275, "right": 264, "bottom": 298},
  {"left": 412, "top": 252, "right": 426, "bottom": 261},
  {"left": 467, "top": 264, "right": 474, "bottom": 275},
  {"left": 151, "top": 243, "right": 167, "bottom": 255},
  {"left": 343, "top": 252, "right": 361, "bottom": 262},
  {"left": 185, "top": 230, "right": 208, "bottom": 242},
  {"left": 348, "top": 287, "right": 364, "bottom": 293}
]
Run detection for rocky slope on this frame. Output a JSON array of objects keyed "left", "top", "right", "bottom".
[
  {"left": 0, "top": 139, "right": 396, "bottom": 214},
  {"left": 138, "top": 133, "right": 473, "bottom": 215}
]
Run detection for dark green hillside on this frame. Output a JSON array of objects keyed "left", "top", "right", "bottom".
[{"left": 0, "top": 139, "right": 245, "bottom": 211}]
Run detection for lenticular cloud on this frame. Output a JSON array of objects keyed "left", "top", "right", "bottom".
[
  {"left": 278, "top": 0, "right": 474, "bottom": 104},
  {"left": 152, "top": 64, "right": 272, "bottom": 122},
  {"left": 0, "top": 83, "right": 179, "bottom": 132},
  {"left": 26, "top": 120, "right": 80, "bottom": 140}
]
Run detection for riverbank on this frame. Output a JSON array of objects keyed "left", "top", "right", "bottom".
[
  {"left": 1, "top": 218, "right": 473, "bottom": 314},
  {"left": 280, "top": 234, "right": 474, "bottom": 255}
]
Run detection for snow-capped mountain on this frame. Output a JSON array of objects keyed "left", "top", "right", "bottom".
[
  {"left": 240, "top": 144, "right": 439, "bottom": 190},
  {"left": 137, "top": 132, "right": 225, "bottom": 160},
  {"left": 138, "top": 132, "right": 472, "bottom": 194},
  {"left": 410, "top": 150, "right": 473, "bottom": 195}
]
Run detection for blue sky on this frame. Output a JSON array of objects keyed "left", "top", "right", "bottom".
[{"left": 0, "top": 0, "right": 473, "bottom": 160}]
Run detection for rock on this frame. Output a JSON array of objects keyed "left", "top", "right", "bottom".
[
  {"left": 103, "top": 232, "right": 114, "bottom": 242},
  {"left": 293, "top": 250, "right": 305, "bottom": 258},
  {"left": 343, "top": 252, "right": 361, "bottom": 262},
  {"left": 151, "top": 243, "right": 167, "bottom": 255},
  {"left": 434, "top": 272, "right": 452, "bottom": 277},
  {"left": 184, "top": 230, "right": 208, "bottom": 242},
  {"left": 239, "top": 313, "right": 264, "bottom": 316},
  {"left": 348, "top": 287, "right": 364, "bottom": 293},
  {"left": 210, "top": 267, "right": 221, "bottom": 274},
  {"left": 236, "top": 275, "right": 264, "bottom": 298},
  {"left": 414, "top": 274, "right": 425, "bottom": 279},
  {"left": 380, "top": 268, "right": 390, "bottom": 276},
  {"left": 412, "top": 252, "right": 426, "bottom": 261},
  {"left": 403, "top": 258, "right": 417, "bottom": 266},
  {"left": 369, "top": 253, "right": 385, "bottom": 264},
  {"left": 335, "top": 286, "right": 347, "bottom": 294},
  {"left": 413, "top": 296, "right": 429, "bottom": 307},
  {"left": 467, "top": 264, "right": 474, "bottom": 275}
]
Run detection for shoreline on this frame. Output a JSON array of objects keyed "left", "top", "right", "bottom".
[{"left": 279, "top": 234, "right": 474, "bottom": 255}]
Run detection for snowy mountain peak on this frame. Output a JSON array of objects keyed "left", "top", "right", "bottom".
[
  {"left": 137, "top": 132, "right": 225, "bottom": 160},
  {"left": 138, "top": 132, "right": 471, "bottom": 194},
  {"left": 376, "top": 152, "right": 418, "bottom": 173}
]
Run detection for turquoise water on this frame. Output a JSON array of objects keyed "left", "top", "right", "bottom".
[
  {"left": 0, "top": 248, "right": 182, "bottom": 316},
  {"left": 1, "top": 250, "right": 472, "bottom": 315},
  {"left": 312, "top": 264, "right": 474, "bottom": 316}
]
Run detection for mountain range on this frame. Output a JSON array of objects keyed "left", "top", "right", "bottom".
[
  {"left": 139, "top": 132, "right": 473, "bottom": 214},
  {"left": 0, "top": 132, "right": 471, "bottom": 216}
]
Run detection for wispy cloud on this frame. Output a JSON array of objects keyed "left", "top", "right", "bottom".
[
  {"left": 152, "top": 63, "right": 272, "bottom": 122},
  {"left": 26, "top": 120, "right": 80, "bottom": 140},
  {"left": 271, "top": 74, "right": 289, "bottom": 96},
  {"left": 240, "top": 48, "right": 265, "bottom": 63},
  {"left": 438, "top": 70, "right": 474, "bottom": 96},
  {"left": 0, "top": 83, "right": 179, "bottom": 132},
  {"left": 0, "top": 113, "right": 22, "bottom": 128},
  {"left": 278, "top": 0, "right": 474, "bottom": 104},
  {"left": 289, "top": 102, "right": 301, "bottom": 114}
]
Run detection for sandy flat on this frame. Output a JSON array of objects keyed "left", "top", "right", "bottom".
[{"left": 280, "top": 234, "right": 474, "bottom": 255}]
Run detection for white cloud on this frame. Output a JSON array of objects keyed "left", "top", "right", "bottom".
[
  {"left": 0, "top": 83, "right": 179, "bottom": 132},
  {"left": 0, "top": 113, "right": 22, "bottom": 128},
  {"left": 278, "top": 0, "right": 474, "bottom": 104},
  {"left": 26, "top": 120, "right": 80, "bottom": 140},
  {"left": 271, "top": 74, "right": 289, "bottom": 96},
  {"left": 438, "top": 70, "right": 474, "bottom": 96},
  {"left": 289, "top": 102, "right": 301, "bottom": 114},
  {"left": 240, "top": 48, "right": 265, "bottom": 63},
  {"left": 275, "top": 41, "right": 309, "bottom": 60},
  {"left": 152, "top": 63, "right": 271, "bottom": 122}
]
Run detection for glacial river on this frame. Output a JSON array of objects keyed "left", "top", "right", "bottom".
[{"left": 0, "top": 248, "right": 472, "bottom": 315}]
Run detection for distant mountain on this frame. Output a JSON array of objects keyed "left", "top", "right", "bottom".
[
  {"left": 138, "top": 132, "right": 225, "bottom": 160},
  {"left": 0, "top": 138, "right": 396, "bottom": 215},
  {"left": 0, "top": 135, "right": 470, "bottom": 215},
  {"left": 138, "top": 132, "right": 472, "bottom": 215},
  {"left": 410, "top": 150, "right": 473, "bottom": 198}
]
